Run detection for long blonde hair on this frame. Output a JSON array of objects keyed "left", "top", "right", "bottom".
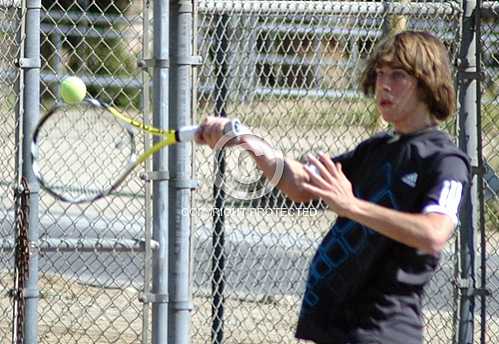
[{"left": 360, "top": 31, "right": 455, "bottom": 121}]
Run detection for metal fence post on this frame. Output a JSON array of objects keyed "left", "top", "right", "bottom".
[
  {"left": 21, "top": 0, "right": 41, "bottom": 343},
  {"left": 141, "top": 1, "right": 153, "bottom": 343},
  {"left": 152, "top": 0, "right": 170, "bottom": 343},
  {"left": 168, "top": 0, "right": 197, "bottom": 342},
  {"left": 211, "top": 13, "right": 229, "bottom": 344},
  {"left": 474, "top": 6, "right": 488, "bottom": 344},
  {"left": 456, "top": 1, "right": 483, "bottom": 343}
]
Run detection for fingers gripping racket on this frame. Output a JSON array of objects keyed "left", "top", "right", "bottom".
[{"left": 31, "top": 98, "right": 242, "bottom": 204}]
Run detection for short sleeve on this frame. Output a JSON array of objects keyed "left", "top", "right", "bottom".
[{"left": 421, "top": 155, "right": 470, "bottom": 224}]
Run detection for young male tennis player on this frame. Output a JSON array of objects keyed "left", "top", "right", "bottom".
[{"left": 196, "top": 31, "right": 470, "bottom": 344}]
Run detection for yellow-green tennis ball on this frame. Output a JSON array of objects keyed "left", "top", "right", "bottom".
[{"left": 60, "top": 76, "right": 86, "bottom": 104}]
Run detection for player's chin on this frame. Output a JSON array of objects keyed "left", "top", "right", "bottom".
[{"left": 379, "top": 107, "right": 401, "bottom": 124}]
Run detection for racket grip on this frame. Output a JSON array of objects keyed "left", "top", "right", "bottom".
[
  {"left": 176, "top": 119, "right": 246, "bottom": 143},
  {"left": 176, "top": 125, "right": 200, "bottom": 142},
  {"left": 305, "top": 163, "right": 321, "bottom": 176}
]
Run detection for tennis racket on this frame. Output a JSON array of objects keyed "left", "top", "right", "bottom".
[{"left": 31, "top": 98, "right": 242, "bottom": 204}]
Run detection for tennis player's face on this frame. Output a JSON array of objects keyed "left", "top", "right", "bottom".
[{"left": 374, "top": 65, "right": 425, "bottom": 130}]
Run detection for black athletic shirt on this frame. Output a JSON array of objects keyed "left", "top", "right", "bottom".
[{"left": 295, "top": 128, "right": 470, "bottom": 344}]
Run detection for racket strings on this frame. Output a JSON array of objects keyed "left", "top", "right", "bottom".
[{"left": 35, "top": 103, "right": 134, "bottom": 201}]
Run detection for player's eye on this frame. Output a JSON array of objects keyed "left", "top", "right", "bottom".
[{"left": 392, "top": 70, "right": 408, "bottom": 80}]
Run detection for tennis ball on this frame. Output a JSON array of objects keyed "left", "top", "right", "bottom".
[{"left": 60, "top": 76, "right": 87, "bottom": 104}]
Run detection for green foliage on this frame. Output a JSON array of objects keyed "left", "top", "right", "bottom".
[
  {"left": 42, "top": 0, "right": 131, "bottom": 15},
  {"left": 41, "top": 1, "right": 140, "bottom": 108},
  {"left": 67, "top": 37, "right": 140, "bottom": 108}
]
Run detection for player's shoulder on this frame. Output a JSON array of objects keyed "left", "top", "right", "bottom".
[
  {"left": 409, "top": 129, "right": 471, "bottom": 179},
  {"left": 409, "top": 129, "right": 468, "bottom": 162},
  {"left": 355, "top": 131, "right": 392, "bottom": 150}
]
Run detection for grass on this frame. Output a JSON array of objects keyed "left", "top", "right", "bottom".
[{"left": 197, "top": 96, "right": 382, "bottom": 131}]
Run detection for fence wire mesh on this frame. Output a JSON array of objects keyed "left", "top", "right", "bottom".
[
  {"left": 0, "top": 1, "right": 497, "bottom": 344},
  {"left": 0, "top": 1, "right": 23, "bottom": 341}
]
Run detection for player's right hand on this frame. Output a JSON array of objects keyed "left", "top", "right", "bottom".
[{"left": 195, "top": 116, "right": 235, "bottom": 149}]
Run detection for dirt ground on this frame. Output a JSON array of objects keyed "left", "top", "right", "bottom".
[
  {"left": 1, "top": 272, "right": 498, "bottom": 344},
  {"left": 0, "top": 273, "right": 299, "bottom": 344}
]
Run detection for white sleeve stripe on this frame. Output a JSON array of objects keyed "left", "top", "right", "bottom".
[
  {"left": 451, "top": 181, "right": 463, "bottom": 212},
  {"left": 423, "top": 180, "right": 464, "bottom": 225},
  {"left": 439, "top": 180, "right": 463, "bottom": 214},
  {"left": 440, "top": 180, "right": 451, "bottom": 208}
]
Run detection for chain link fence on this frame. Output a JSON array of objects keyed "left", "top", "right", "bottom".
[{"left": 0, "top": 1, "right": 497, "bottom": 344}]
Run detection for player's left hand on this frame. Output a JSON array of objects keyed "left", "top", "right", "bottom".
[{"left": 302, "top": 152, "right": 358, "bottom": 217}]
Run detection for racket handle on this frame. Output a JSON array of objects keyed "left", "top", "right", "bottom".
[
  {"left": 305, "top": 163, "right": 321, "bottom": 176},
  {"left": 176, "top": 119, "right": 246, "bottom": 143},
  {"left": 177, "top": 125, "right": 199, "bottom": 142}
]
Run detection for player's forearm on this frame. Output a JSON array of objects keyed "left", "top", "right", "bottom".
[
  {"left": 344, "top": 199, "right": 453, "bottom": 254},
  {"left": 240, "top": 135, "right": 316, "bottom": 202}
]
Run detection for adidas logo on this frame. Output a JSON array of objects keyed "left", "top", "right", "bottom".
[{"left": 401, "top": 172, "right": 418, "bottom": 187}]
